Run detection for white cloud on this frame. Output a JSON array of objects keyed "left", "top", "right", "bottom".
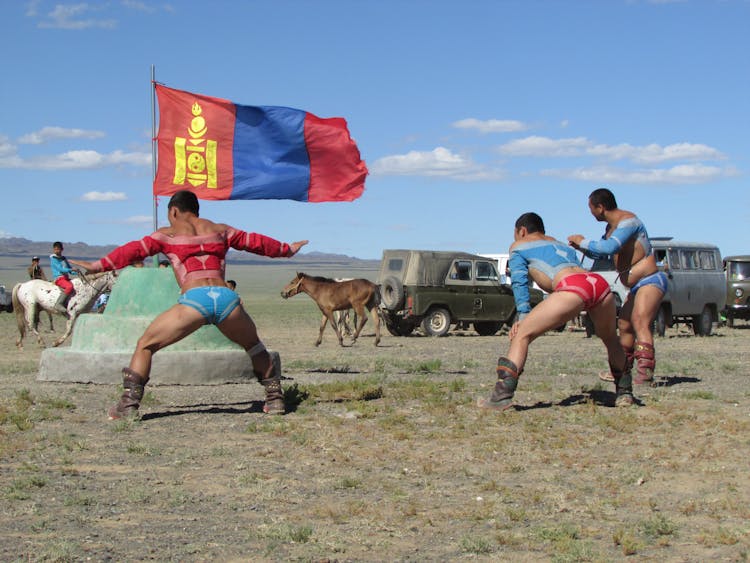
[
  {"left": 18, "top": 126, "right": 105, "bottom": 145},
  {"left": 0, "top": 149, "right": 151, "bottom": 170},
  {"left": 0, "top": 229, "right": 15, "bottom": 239},
  {"left": 541, "top": 164, "right": 727, "bottom": 184},
  {"left": 370, "top": 147, "right": 504, "bottom": 181},
  {"left": 498, "top": 136, "right": 725, "bottom": 164},
  {"left": 590, "top": 142, "right": 725, "bottom": 165},
  {"left": 499, "top": 136, "right": 590, "bottom": 157},
  {"left": 0, "top": 135, "right": 16, "bottom": 157},
  {"left": 37, "top": 4, "right": 116, "bottom": 29},
  {"left": 452, "top": 118, "right": 529, "bottom": 134},
  {"left": 80, "top": 191, "right": 128, "bottom": 202}
]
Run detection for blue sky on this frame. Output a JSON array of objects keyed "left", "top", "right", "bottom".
[{"left": 1, "top": 0, "right": 747, "bottom": 260}]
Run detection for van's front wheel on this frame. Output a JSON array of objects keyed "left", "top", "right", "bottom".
[
  {"left": 653, "top": 305, "right": 668, "bottom": 337},
  {"left": 693, "top": 306, "right": 713, "bottom": 336}
]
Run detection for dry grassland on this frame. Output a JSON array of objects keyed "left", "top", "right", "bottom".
[{"left": 1, "top": 263, "right": 749, "bottom": 562}]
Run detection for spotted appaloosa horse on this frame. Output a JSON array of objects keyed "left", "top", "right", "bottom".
[
  {"left": 13, "top": 271, "right": 117, "bottom": 350},
  {"left": 281, "top": 272, "right": 381, "bottom": 347}
]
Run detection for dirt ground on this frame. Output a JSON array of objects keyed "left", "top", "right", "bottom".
[{"left": 1, "top": 307, "right": 749, "bottom": 562}]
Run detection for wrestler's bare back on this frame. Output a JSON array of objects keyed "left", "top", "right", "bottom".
[
  {"left": 159, "top": 214, "right": 235, "bottom": 291},
  {"left": 510, "top": 233, "right": 587, "bottom": 293}
]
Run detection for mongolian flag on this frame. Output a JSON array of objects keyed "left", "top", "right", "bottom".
[{"left": 153, "top": 84, "right": 367, "bottom": 202}]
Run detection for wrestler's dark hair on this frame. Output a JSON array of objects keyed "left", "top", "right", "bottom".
[
  {"left": 589, "top": 188, "right": 617, "bottom": 210},
  {"left": 53, "top": 241, "right": 63, "bottom": 249},
  {"left": 168, "top": 190, "right": 200, "bottom": 216},
  {"left": 515, "top": 212, "right": 545, "bottom": 234}
]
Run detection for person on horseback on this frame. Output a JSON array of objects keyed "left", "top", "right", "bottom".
[
  {"left": 50, "top": 242, "right": 77, "bottom": 315},
  {"left": 70, "top": 190, "right": 308, "bottom": 420},
  {"left": 28, "top": 256, "right": 55, "bottom": 330},
  {"left": 28, "top": 256, "right": 48, "bottom": 281}
]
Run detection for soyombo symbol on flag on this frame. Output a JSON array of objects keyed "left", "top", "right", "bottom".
[{"left": 153, "top": 84, "right": 367, "bottom": 202}]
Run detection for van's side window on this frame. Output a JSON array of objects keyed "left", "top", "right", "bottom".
[
  {"left": 667, "top": 249, "right": 679, "bottom": 269},
  {"left": 680, "top": 250, "right": 699, "bottom": 270},
  {"left": 699, "top": 251, "right": 717, "bottom": 270}
]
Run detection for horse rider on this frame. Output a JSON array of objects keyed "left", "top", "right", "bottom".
[
  {"left": 50, "top": 242, "right": 77, "bottom": 315},
  {"left": 28, "top": 256, "right": 48, "bottom": 281},
  {"left": 70, "top": 190, "right": 308, "bottom": 420},
  {"left": 28, "top": 255, "right": 55, "bottom": 329}
]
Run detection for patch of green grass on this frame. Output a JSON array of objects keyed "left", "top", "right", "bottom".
[
  {"left": 126, "top": 442, "right": 161, "bottom": 456},
  {"left": 245, "top": 417, "right": 294, "bottom": 435},
  {"left": 639, "top": 514, "right": 677, "bottom": 540},
  {"left": 532, "top": 522, "right": 580, "bottom": 543},
  {"left": 684, "top": 390, "right": 716, "bottom": 400},
  {"left": 697, "top": 526, "right": 741, "bottom": 547},
  {"left": 299, "top": 378, "right": 384, "bottom": 403},
  {"left": 613, "top": 528, "right": 641, "bottom": 556},
  {"left": 5, "top": 474, "right": 47, "bottom": 500},
  {"left": 36, "top": 540, "right": 82, "bottom": 562},
  {"left": 460, "top": 535, "right": 493, "bottom": 554},
  {"left": 260, "top": 523, "right": 314, "bottom": 544},
  {"left": 110, "top": 418, "right": 141, "bottom": 433},
  {"left": 410, "top": 359, "right": 442, "bottom": 373}
]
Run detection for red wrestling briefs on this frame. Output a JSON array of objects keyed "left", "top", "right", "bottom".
[{"left": 554, "top": 273, "right": 611, "bottom": 310}]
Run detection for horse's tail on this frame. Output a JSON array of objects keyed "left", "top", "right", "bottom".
[{"left": 11, "top": 284, "right": 26, "bottom": 340}]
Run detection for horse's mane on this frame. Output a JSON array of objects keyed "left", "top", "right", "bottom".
[{"left": 299, "top": 272, "right": 338, "bottom": 284}]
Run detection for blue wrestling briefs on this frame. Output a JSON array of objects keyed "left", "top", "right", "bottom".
[
  {"left": 178, "top": 286, "right": 240, "bottom": 324},
  {"left": 629, "top": 271, "right": 668, "bottom": 296}
]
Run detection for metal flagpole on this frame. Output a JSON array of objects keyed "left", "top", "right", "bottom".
[{"left": 150, "top": 65, "right": 158, "bottom": 266}]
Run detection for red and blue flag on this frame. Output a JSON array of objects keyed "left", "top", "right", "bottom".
[{"left": 153, "top": 84, "right": 367, "bottom": 202}]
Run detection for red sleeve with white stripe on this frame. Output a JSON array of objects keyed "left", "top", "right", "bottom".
[
  {"left": 90, "top": 236, "right": 164, "bottom": 272},
  {"left": 226, "top": 228, "right": 291, "bottom": 258}
]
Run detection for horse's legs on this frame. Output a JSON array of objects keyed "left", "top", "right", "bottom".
[
  {"left": 316, "top": 314, "right": 328, "bottom": 346},
  {"left": 369, "top": 306, "right": 381, "bottom": 346},
  {"left": 47, "top": 310, "right": 55, "bottom": 332},
  {"left": 53, "top": 315, "right": 76, "bottom": 347},
  {"left": 25, "top": 306, "right": 46, "bottom": 348},
  {"left": 320, "top": 311, "right": 344, "bottom": 347},
  {"left": 350, "top": 304, "right": 369, "bottom": 344}
]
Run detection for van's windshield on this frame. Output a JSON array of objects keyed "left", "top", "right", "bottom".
[{"left": 728, "top": 261, "right": 750, "bottom": 281}]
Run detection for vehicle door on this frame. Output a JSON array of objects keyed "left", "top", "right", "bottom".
[
  {"left": 444, "top": 259, "right": 477, "bottom": 319},
  {"left": 472, "top": 260, "right": 514, "bottom": 321},
  {"left": 670, "top": 249, "right": 702, "bottom": 315},
  {"left": 697, "top": 249, "right": 725, "bottom": 309}
]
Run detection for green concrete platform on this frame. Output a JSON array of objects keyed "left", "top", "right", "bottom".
[{"left": 38, "top": 267, "right": 280, "bottom": 384}]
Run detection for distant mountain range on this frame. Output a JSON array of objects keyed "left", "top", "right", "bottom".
[{"left": 0, "top": 237, "right": 380, "bottom": 268}]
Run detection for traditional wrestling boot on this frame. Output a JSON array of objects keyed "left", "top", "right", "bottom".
[
  {"left": 633, "top": 341, "right": 656, "bottom": 386},
  {"left": 477, "top": 357, "right": 519, "bottom": 411},
  {"left": 108, "top": 367, "right": 148, "bottom": 420},
  {"left": 53, "top": 291, "right": 69, "bottom": 315},
  {"left": 612, "top": 363, "right": 634, "bottom": 407},
  {"left": 599, "top": 346, "right": 634, "bottom": 382},
  {"left": 249, "top": 343, "right": 285, "bottom": 415}
]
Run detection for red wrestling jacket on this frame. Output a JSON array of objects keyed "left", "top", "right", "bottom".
[{"left": 91, "top": 228, "right": 291, "bottom": 287}]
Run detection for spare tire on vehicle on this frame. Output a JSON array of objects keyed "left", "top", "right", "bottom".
[{"left": 381, "top": 276, "right": 404, "bottom": 310}]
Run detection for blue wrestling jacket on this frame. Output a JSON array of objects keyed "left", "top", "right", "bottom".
[
  {"left": 50, "top": 254, "right": 75, "bottom": 279},
  {"left": 579, "top": 216, "right": 653, "bottom": 260},
  {"left": 509, "top": 239, "right": 580, "bottom": 320}
]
